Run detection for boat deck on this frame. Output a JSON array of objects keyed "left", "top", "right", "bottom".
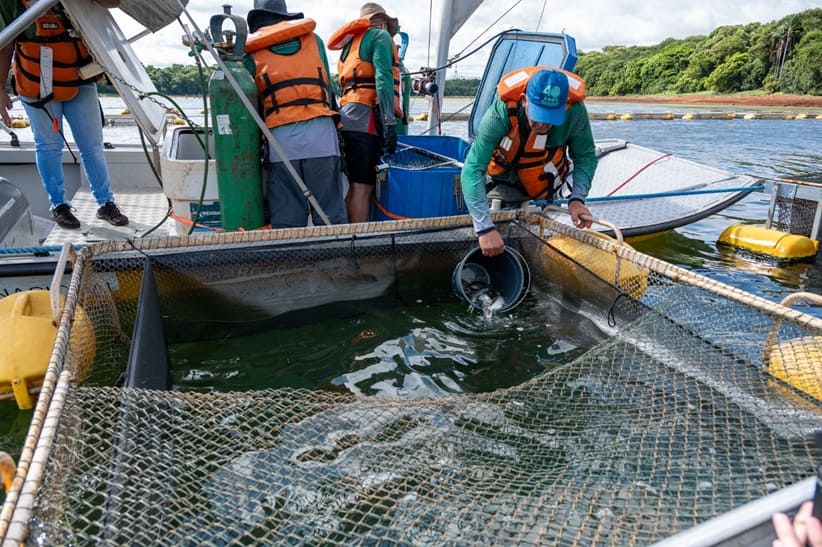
[{"left": 42, "top": 188, "right": 174, "bottom": 246}]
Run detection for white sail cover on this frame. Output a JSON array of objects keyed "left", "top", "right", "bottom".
[{"left": 61, "top": 0, "right": 170, "bottom": 146}]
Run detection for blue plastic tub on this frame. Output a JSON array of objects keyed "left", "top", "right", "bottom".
[{"left": 373, "top": 135, "right": 470, "bottom": 220}]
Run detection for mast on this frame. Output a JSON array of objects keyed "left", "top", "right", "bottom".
[{"left": 427, "top": 0, "right": 485, "bottom": 133}]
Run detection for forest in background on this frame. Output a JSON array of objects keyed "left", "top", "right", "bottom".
[{"left": 87, "top": 8, "right": 821, "bottom": 98}]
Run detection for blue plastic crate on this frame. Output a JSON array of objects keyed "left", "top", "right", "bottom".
[{"left": 373, "top": 135, "right": 470, "bottom": 220}]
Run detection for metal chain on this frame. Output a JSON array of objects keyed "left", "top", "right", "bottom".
[{"left": 61, "top": 5, "right": 201, "bottom": 128}]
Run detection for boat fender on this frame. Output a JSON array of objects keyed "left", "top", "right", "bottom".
[
  {"left": 244, "top": 18, "right": 317, "bottom": 53},
  {"left": 0, "top": 290, "right": 95, "bottom": 409},
  {"left": 327, "top": 18, "right": 370, "bottom": 50},
  {"left": 543, "top": 232, "right": 649, "bottom": 299}
]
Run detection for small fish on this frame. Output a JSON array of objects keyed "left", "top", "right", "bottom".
[
  {"left": 463, "top": 281, "right": 505, "bottom": 319},
  {"left": 350, "top": 330, "right": 377, "bottom": 344}
]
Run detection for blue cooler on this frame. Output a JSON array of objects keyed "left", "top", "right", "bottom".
[{"left": 373, "top": 135, "right": 470, "bottom": 220}]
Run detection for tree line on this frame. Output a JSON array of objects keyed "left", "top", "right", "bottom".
[
  {"left": 91, "top": 8, "right": 820, "bottom": 98},
  {"left": 576, "top": 8, "right": 821, "bottom": 96}
]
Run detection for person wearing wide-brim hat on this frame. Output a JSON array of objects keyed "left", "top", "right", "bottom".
[
  {"left": 242, "top": 0, "right": 349, "bottom": 228},
  {"left": 246, "top": 0, "right": 302, "bottom": 32},
  {"left": 359, "top": 2, "right": 399, "bottom": 37},
  {"left": 331, "top": 2, "right": 402, "bottom": 223}
]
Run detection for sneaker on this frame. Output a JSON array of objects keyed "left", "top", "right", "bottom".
[
  {"left": 96, "top": 202, "right": 129, "bottom": 226},
  {"left": 51, "top": 204, "right": 81, "bottom": 229}
]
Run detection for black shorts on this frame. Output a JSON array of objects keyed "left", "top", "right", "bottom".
[{"left": 341, "top": 130, "right": 383, "bottom": 186}]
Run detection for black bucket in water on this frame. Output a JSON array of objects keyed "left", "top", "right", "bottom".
[{"left": 451, "top": 247, "right": 531, "bottom": 314}]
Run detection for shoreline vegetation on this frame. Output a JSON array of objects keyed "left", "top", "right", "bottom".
[{"left": 585, "top": 92, "right": 822, "bottom": 112}]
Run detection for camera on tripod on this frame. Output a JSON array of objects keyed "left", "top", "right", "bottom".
[{"left": 412, "top": 69, "right": 438, "bottom": 95}]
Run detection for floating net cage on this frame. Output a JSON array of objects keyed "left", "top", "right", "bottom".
[
  {"left": 1, "top": 213, "right": 820, "bottom": 546},
  {"left": 771, "top": 174, "right": 822, "bottom": 240}
]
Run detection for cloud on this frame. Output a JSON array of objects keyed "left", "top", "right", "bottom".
[{"left": 114, "top": 0, "right": 817, "bottom": 79}]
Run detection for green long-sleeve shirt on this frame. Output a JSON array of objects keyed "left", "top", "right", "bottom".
[{"left": 460, "top": 97, "right": 598, "bottom": 233}]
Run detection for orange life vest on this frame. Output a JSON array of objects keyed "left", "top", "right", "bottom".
[
  {"left": 13, "top": 1, "right": 94, "bottom": 103},
  {"left": 488, "top": 67, "right": 586, "bottom": 199},
  {"left": 332, "top": 19, "right": 403, "bottom": 118},
  {"left": 246, "top": 19, "right": 337, "bottom": 129}
]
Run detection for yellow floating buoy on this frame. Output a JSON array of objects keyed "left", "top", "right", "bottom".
[
  {"left": 9, "top": 117, "right": 29, "bottom": 128},
  {"left": 723, "top": 112, "right": 736, "bottom": 119},
  {"left": 605, "top": 113, "right": 617, "bottom": 121},
  {"left": 620, "top": 113, "right": 633, "bottom": 121},
  {"left": 170, "top": 116, "right": 187, "bottom": 125},
  {"left": 765, "top": 292, "right": 822, "bottom": 400},
  {"left": 0, "top": 290, "right": 95, "bottom": 409},
  {"left": 743, "top": 113, "right": 760, "bottom": 120},
  {"left": 816, "top": 114, "right": 822, "bottom": 120},
  {"left": 795, "top": 113, "right": 808, "bottom": 120},
  {"left": 662, "top": 113, "right": 674, "bottom": 120},
  {"left": 717, "top": 224, "right": 819, "bottom": 262},
  {"left": 120, "top": 108, "right": 131, "bottom": 115},
  {"left": 415, "top": 112, "right": 428, "bottom": 122},
  {"left": 682, "top": 113, "right": 695, "bottom": 120},
  {"left": 0, "top": 451, "right": 16, "bottom": 493},
  {"left": 784, "top": 113, "right": 796, "bottom": 120},
  {"left": 767, "top": 335, "right": 822, "bottom": 400},
  {"left": 543, "top": 232, "right": 648, "bottom": 299}
]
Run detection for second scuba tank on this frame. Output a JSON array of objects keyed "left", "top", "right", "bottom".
[{"left": 208, "top": 6, "right": 265, "bottom": 231}]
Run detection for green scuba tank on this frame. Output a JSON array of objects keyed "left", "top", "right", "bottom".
[{"left": 208, "top": 6, "right": 265, "bottom": 231}]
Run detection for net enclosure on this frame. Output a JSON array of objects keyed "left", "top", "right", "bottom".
[{"left": 1, "top": 212, "right": 820, "bottom": 546}]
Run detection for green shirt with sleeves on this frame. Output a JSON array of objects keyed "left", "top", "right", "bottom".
[{"left": 460, "top": 96, "right": 598, "bottom": 234}]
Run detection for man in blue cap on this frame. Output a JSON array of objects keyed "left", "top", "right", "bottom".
[{"left": 460, "top": 67, "right": 598, "bottom": 256}]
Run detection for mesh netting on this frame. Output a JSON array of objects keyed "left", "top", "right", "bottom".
[
  {"left": 772, "top": 175, "right": 822, "bottom": 240},
  {"left": 2, "top": 214, "right": 820, "bottom": 546},
  {"left": 774, "top": 196, "right": 819, "bottom": 238}
]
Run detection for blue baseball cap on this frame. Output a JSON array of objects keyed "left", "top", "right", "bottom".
[{"left": 525, "top": 70, "right": 569, "bottom": 126}]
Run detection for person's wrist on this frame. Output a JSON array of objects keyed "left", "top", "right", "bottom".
[
  {"left": 476, "top": 226, "right": 496, "bottom": 236},
  {"left": 568, "top": 197, "right": 585, "bottom": 206}
]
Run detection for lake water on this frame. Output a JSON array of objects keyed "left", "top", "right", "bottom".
[
  {"left": 1, "top": 96, "right": 820, "bottom": 484},
  {"left": 114, "top": 95, "right": 822, "bottom": 316}
]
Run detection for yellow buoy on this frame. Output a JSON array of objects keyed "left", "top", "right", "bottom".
[
  {"left": 718, "top": 224, "right": 819, "bottom": 261},
  {"left": 682, "top": 113, "right": 695, "bottom": 120},
  {"left": 0, "top": 290, "right": 96, "bottom": 409},
  {"left": 723, "top": 112, "right": 736, "bottom": 119},
  {"left": 784, "top": 113, "right": 796, "bottom": 120},
  {"left": 605, "top": 113, "right": 617, "bottom": 121},
  {"left": 0, "top": 451, "right": 16, "bottom": 493},
  {"left": 543, "top": 232, "right": 648, "bottom": 299},
  {"left": 9, "top": 117, "right": 29, "bottom": 128},
  {"left": 795, "top": 113, "right": 808, "bottom": 120},
  {"left": 743, "top": 113, "right": 760, "bottom": 120},
  {"left": 620, "top": 113, "right": 633, "bottom": 121},
  {"left": 767, "top": 335, "right": 822, "bottom": 400},
  {"left": 170, "top": 116, "right": 187, "bottom": 125},
  {"left": 662, "top": 113, "right": 674, "bottom": 120},
  {"left": 816, "top": 114, "right": 822, "bottom": 120},
  {"left": 120, "top": 108, "right": 131, "bottom": 115}
]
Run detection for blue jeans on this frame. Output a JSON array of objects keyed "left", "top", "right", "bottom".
[{"left": 21, "top": 83, "right": 115, "bottom": 209}]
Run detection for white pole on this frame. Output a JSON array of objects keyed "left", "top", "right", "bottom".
[{"left": 427, "top": 0, "right": 454, "bottom": 134}]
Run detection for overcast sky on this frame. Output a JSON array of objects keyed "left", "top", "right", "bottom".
[{"left": 113, "top": 0, "right": 817, "bottom": 79}]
